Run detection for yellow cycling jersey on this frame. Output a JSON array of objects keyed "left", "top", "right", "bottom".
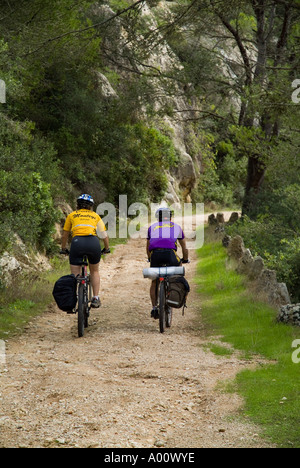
[{"left": 63, "top": 209, "right": 106, "bottom": 237}]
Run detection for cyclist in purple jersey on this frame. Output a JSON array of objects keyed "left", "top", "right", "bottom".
[{"left": 146, "top": 207, "right": 189, "bottom": 319}]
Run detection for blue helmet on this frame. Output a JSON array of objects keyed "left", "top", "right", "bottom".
[{"left": 77, "top": 194, "right": 94, "bottom": 207}]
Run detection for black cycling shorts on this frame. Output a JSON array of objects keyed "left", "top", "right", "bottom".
[
  {"left": 150, "top": 249, "right": 181, "bottom": 268},
  {"left": 69, "top": 235, "right": 101, "bottom": 266}
]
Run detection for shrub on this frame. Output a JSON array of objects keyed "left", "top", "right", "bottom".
[{"left": 0, "top": 116, "right": 60, "bottom": 253}]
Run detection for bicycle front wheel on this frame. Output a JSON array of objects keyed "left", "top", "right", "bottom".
[
  {"left": 159, "top": 282, "right": 166, "bottom": 334},
  {"left": 78, "top": 283, "right": 85, "bottom": 338}
]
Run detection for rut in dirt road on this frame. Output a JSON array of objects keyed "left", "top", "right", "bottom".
[{"left": 0, "top": 236, "right": 273, "bottom": 448}]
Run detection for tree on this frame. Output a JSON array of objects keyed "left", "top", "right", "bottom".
[{"left": 148, "top": 0, "right": 300, "bottom": 214}]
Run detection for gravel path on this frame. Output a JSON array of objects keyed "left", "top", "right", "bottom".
[{"left": 0, "top": 234, "right": 274, "bottom": 448}]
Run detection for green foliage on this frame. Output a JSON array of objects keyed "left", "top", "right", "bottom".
[
  {"left": 100, "top": 123, "right": 178, "bottom": 205},
  {"left": 0, "top": 117, "right": 60, "bottom": 253},
  {"left": 188, "top": 126, "right": 247, "bottom": 207}
]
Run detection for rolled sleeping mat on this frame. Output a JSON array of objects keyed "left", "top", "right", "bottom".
[{"left": 143, "top": 266, "right": 185, "bottom": 280}]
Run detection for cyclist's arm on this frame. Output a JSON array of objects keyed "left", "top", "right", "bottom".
[
  {"left": 146, "top": 239, "right": 151, "bottom": 260},
  {"left": 179, "top": 238, "right": 189, "bottom": 261},
  {"left": 97, "top": 220, "right": 109, "bottom": 250},
  {"left": 62, "top": 214, "right": 72, "bottom": 250},
  {"left": 61, "top": 229, "right": 70, "bottom": 250},
  {"left": 101, "top": 231, "right": 110, "bottom": 251}
]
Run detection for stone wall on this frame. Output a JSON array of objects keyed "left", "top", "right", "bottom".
[
  {"left": 223, "top": 234, "right": 291, "bottom": 309},
  {"left": 220, "top": 230, "right": 300, "bottom": 327}
]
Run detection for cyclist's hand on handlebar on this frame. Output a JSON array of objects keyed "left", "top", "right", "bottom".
[
  {"left": 181, "top": 258, "right": 190, "bottom": 264},
  {"left": 101, "top": 248, "right": 111, "bottom": 254},
  {"left": 60, "top": 248, "right": 70, "bottom": 255}
]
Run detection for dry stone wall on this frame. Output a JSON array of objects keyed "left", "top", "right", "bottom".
[
  {"left": 216, "top": 220, "right": 300, "bottom": 327},
  {"left": 223, "top": 234, "right": 291, "bottom": 308}
]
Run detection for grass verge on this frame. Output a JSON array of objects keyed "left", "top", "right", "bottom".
[
  {"left": 196, "top": 240, "right": 300, "bottom": 448},
  {"left": 0, "top": 257, "right": 69, "bottom": 340}
]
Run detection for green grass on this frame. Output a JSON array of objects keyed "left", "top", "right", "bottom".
[
  {"left": 203, "top": 342, "right": 234, "bottom": 357},
  {"left": 0, "top": 256, "right": 69, "bottom": 340},
  {"left": 196, "top": 241, "right": 300, "bottom": 448}
]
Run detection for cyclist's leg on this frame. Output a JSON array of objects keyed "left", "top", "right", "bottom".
[
  {"left": 149, "top": 250, "right": 164, "bottom": 318},
  {"left": 150, "top": 280, "right": 157, "bottom": 307},
  {"left": 70, "top": 265, "right": 81, "bottom": 276},
  {"left": 69, "top": 237, "right": 83, "bottom": 276},
  {"left": 89, "top": 262, "right": 100, "bottom": 298},
  {"left": 87, "top": 238, "right": 101, "bottom": 305}
]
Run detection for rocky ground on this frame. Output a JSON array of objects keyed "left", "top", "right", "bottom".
[{"left": 0, "top": 235, "right": 274, "bottom": 448}]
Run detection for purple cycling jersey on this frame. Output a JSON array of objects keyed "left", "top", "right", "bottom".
[{"left": 147, "top": 222, "right": 185, "bottom": 251}]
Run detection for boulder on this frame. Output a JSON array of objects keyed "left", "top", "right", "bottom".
[
  {"left": 222, "top": 235, "right": 231, "bottom": 248},
  {"left": 251, "top": 256, "right": 265, "bottom": 279},
  {"left": 278, "top": 304, "right": 300, "bottom": 326},
  {"left": 228, "top": 212, "right": 239, "bottom": 224},
  {"left": 216, "top": 213, "right": 225, "bottom": 224},
  {"left": 256, "top": 269, "right": 291, "bottom": 307},
  {"left": 236, "top": 248, "right": 253, "bottom": 276},
  {"left": 237, "top": 251, "right": 265, "bottom": 280},
  {"left": 227, "top": 236, "right": 245, "bottom": 260},
  {"left": 0, "top": 252, "right": 22, "bottom": 284},
  {"left": 208, "top": 214, "right": 217, "bottom": 226}
]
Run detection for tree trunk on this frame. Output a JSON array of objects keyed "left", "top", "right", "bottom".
[
  {"left": 242, "top": 0, "right": 267, "bottom": 216},
  {"left": 242, "top": 156, "right": 266, "bottom": 215}
]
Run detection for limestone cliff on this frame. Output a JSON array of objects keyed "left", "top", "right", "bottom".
[{"left": 92, "top": 1, "right": 198, "bottom": 204}]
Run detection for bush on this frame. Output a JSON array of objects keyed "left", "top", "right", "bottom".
[
  {"left": 0, "top": 116, "right": 60, "bottom": 253},
  {"left": 99, "top": 123, "right": 178, "bottom": 205},
  {"left": 264, "top": 239, "right": 300, "bottom": 302}
]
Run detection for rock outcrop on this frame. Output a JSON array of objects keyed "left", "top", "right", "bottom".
[
  {"left": 0, "top": 235, "right": 51, "bottom": 286},
  {"left": 93, "top": 1, "right": 199, "bottom": 202}
]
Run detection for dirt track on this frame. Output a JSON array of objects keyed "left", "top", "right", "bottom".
[{"left": 0, "top": 231, "right": 274, "bottom": 448}]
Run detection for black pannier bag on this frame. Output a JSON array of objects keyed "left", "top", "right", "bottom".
[
  {"left": 167, "top": 276, "right": 190, "bottom": 310},
  {"left": 53, "top": 274, "right": 77, "bottom": 312}
]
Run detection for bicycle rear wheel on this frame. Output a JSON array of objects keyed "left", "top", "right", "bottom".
[
  {"left": 166, "top": 306, "right": 173, "bottom": 328},
  {"left": 78, "top": 283, "right": 85, "bottom": 338},
  {"left": 159, "top": 282, "right": 166, "bottom": 334}
]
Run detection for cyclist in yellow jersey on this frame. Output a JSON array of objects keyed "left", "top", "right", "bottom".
[{"left": 61, "top": 194, "right": 110, "bottom": 308}]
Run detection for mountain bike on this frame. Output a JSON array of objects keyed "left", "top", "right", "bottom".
[
  {"left": 77, "top": 255, "right": 92, "bottom": 338},
  {"left": 60, "top": 248, "right": 110, "bottom": 338},
  {"left": 143, "top": 266, "right": 187, "bottom": 334},
  {"left": 157, "top": 274, "right": 173, "bottom": 333}
]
